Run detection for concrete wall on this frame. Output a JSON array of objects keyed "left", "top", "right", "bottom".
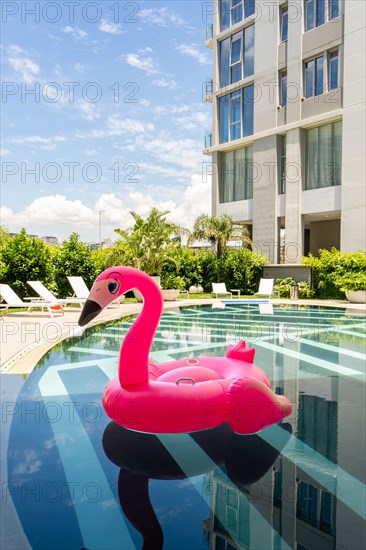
[
  {"left": 252, "top": 134, "right": 279, "bottom": 262},
  {"left": 284, "top": 128, "right": 303, "bottom": 263},
  {"left": 309, "top": 219, "right": 340, "bottom": 255},
  {"left": 341, "top": 0, "right": 366, "bottom": 252}
]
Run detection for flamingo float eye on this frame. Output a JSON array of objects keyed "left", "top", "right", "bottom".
[{"left": 108, "top": 280, "right": 119, "bottom": 294}]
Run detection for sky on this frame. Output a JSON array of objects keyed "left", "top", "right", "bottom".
[{"left": 1, "top": 0, "right": 213, "bottom": 243}]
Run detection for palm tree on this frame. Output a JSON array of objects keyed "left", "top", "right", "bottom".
[
  {"left": 189, "top": 213, "right": 251, "bottom": 258},
  {"left": 114, "top": 208, "right": 187, "bottom": 275}
]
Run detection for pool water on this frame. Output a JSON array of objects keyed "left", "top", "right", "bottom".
[{"left": 2, "top": 304, "right": 366, "bottom": 550}]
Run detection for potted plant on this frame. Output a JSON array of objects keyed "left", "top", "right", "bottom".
[
  {"left": 161, "top": 273, "right": 186, "bottom": 301},
  {"left": 336, "top": 273, "right": 366, "bottom": 303}
]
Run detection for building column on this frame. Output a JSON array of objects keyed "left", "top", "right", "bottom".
[
  {"left": 211, "top": 152, "right": 219, "bottom": 216},
  {"left": 252, "top": 135, "right": 279, "bottom": 263},
  {"left": 284, "top": 128, "right": 303, "bottom": 263},
  {"left": 341, "top": 0, "right": 366, "bottom": 251}
]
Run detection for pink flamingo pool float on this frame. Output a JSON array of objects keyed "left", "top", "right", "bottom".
[{"left": 78, "top": 267, "right": 292, "bottom": 434}]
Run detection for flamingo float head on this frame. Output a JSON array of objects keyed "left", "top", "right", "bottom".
[{"left": 79, "top": 266, "right": 162, "bottom": 327}]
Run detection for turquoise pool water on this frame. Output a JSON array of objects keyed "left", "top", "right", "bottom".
[{"left": 3, "top": 304, "right": 366, "bottom": 550}]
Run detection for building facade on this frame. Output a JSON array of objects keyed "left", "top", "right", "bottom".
[{"left": 204, "top": 0, "right": 365, "bottom": 263}]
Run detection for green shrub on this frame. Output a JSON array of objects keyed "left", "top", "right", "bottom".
[
  {"left": 54, "top": 233, "right": 97, "bottom": 298},
  {"left": 334, "top": 272, "right": 366, "bottom": 292},
  {"left": 303, "top": 248, "right": 366, "bottom": 298},
  {"left": 161, "top": 272, "right": 186, "bottom": 290},
  {"left": 0, "top": 229, "right": 55, "bottom": 298},
  {"left": 274, "top": 277, "right": 293, "bottom": 298},
  {"left": 274, "top": 277, "right": 314, "bottom": 299},
  {"left": 219, "top": 248, "right": 268, "bottom": 294}
]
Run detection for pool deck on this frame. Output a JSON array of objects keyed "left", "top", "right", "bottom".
[{"left": 1, "top": 298, "right": 365, "bottom": 375}]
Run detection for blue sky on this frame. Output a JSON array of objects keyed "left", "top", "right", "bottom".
[{"left": 1, "top": 0, "right": 213, "bottom": 242}]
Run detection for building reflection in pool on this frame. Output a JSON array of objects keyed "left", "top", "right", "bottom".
[{"left": 102, "top": 422, "right": 292, "bottom": 550}]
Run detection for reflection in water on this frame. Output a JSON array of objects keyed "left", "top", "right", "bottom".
[{"left": 103, "top": 422, "right": 292, "bottom": 549}]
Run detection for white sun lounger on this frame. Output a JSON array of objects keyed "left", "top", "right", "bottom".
[
  {"left": 27, "top": 281, "right": 85, "bottom": 309},
  {"left": 0, "top": 284, "right": 64, "bottom": 317}
]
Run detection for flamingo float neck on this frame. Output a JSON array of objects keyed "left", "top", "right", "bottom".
[{"left": 119, "top": 270, "right": 163, "bottom": 388}]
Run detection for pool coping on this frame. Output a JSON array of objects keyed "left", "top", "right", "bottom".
[{"left": 0, "top": 298, "right": 364, "bottom": 376}]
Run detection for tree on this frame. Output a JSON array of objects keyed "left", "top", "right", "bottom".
[
  {"left": 0, "top": 228, "right": 54, "bottom": 298},
  {"left": 114, "top": 208, "right": 187, "bottom": 275},
  {"left": 189, "top": 214, "right": 251, "bottom": 259},
  {"left": 54, "top": 233, "right": 97, "bottom": 297}
]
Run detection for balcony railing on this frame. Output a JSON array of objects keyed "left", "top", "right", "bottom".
[
  {"left": 204, "top": 79, "right": 214, "bottom": 102},
  {"left": 205, "top": 24, "right": 213, "bottom": 47},
  {"left": 204, "top": 132, "right": 213, "bottom": 148}
]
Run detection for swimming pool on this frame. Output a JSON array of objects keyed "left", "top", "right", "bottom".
[{"left": 2, "top": 304, "right": 365, "bottom": 549}]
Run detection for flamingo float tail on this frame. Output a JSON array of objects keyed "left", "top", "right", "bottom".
[{"left": 225, "top": 377, "right": 292, "bottom": 434}]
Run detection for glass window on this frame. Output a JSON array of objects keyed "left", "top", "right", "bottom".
[
  {"left": 230, "top": 32, "right": 242, "bottom": 83},
  {"left": 280, "top": 72, "right": 287, "bottom": 106},
  {"left": 329, "top": 50, "right": 339, "bottom": 90},
  {"left": 280, "top": 135, "right": 286, "bottom": 194},
  {"left": 220, "top": 146, "right": 253, "bottom": 203},
  {"left": 280, "top": 6, "right": 288, "bottom": 42},
  {"left": 306, "top": 0, "right": 333, "bottom": 30},
  {"left": 244, "top": 24, "right": 255, "bottom": 77},
  {"left": 220, "top": 38, "right": 230, "bottom": 87},
  {"left": 244, "top": 0, "right": 255, "bottom": 18},
  {"left": 231, "top": 0, "right": 243, "bottom": 25},
  {"left": 219, "top": 25, "right": 254, "bottom": 86},
  {"left": 305, "top": 0, "right": 315, "bottom": 30},
  {"left": 315, "top": 56, "right": 324, "bottom": 95},
  {"left": 219, "top": 95, "right": 229, "bottom": 143},
  {"left": 219, "top": 85, "right": 254, "bottom": 143},
  {"left": 220, "top": 0, "right": 231, "bottom": 31},
  {"left": 305, "top": 120, "right": 342, "bottom": 189},
  {"left": 230, "top": 92, "right": 242, "bottom": 140},
  {"left": 305, "top": 59, "right": 315, "bottom": 97},
  {"left": 316, "top": 0, "right": 325, "bottom": 26},
  {"left": 329, "top": 0, "right": 339, "bottom": 19},
  {"left": 305, "top": 56, "right": 324, "bottom": 97},
  {"left": 243, "top": 83, "right": 254, "bottom": 136}
]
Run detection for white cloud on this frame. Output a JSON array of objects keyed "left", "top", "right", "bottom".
[
  {"left": 10, "top": 135, "right": 66, "bottom": 146},
  {"left": 1, "top": 176, "right": 211, "bottom": 239},
  {"left": 0, "top": 149, "right": 10, "bottom": 156},
  {"left": 99, "top": 19, "right": 123, "bottom": 35},
  {"left": 74, "top": 62, "right": 86, "bottom": 73},
  {"left": 83, "top": 149, "right": 98, "bottom": 156},
  {"left": 124, "top": 51, "right": 159, "bottom": 75},
  {"left": 1, "top": 195, "right": 94, "bottom": 227},
  {"left": 8, "top": 45, "right": 40, "bottom": 83},
  {"left": 152, "top": 78, "right": 178, "bottom": 89},
  {"left": 62, "top": 26, "right": 88, "bottom": 39},
  {"left": 75, "top": 115, "right": 154, "bottom": 139},
  {"left": 176, "top": 44, "right": 210, "bottom": 65},
  {"left": 134, "top": 135, "right": 203, "bottom": 171},
  {"left": 75, "top": 100, "right": 100, "bottom": 121},
  {"left": 139, "top": 8, "right": 187, "bottom": 27}
]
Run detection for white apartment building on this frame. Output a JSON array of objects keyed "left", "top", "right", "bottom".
[{"left": 204, "top": 0, "right": 365, "bottom": 263}]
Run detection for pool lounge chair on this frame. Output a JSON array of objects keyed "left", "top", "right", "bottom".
[
  {"left": 27, "top": 281, "right": 85, "bottom": 309},
  {"left": 254, "top": 278, "right": 280, "bottom": 299},
  {"left": 212, "top": 283, "right": 240, "bottom": 299},
  {"left": 0, "top": 284, "right": 64, "bottom": 317},
  {"left": 67, "top": 276, "right": 121, "bottom": 308}
]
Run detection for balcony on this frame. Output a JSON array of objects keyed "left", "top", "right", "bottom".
[
  {"left": 205, "top": 24, "right": 213, "bottom": 48},
  {"left": 204, "top": 132, "right": 213, "bottom": 149},
  {"left": 204, "top": 79, "right": 213, "bottom": 102}
]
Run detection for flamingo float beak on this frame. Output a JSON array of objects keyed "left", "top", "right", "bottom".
[{"left": 78, "top": 299, "right": 102, "bottom": 326}]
